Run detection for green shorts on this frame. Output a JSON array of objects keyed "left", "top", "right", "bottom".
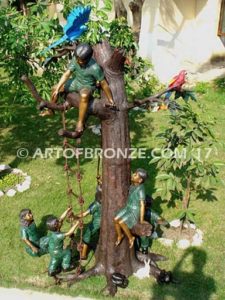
[{"left": 64, "top": 79, "right": 94, "bottom": 94}]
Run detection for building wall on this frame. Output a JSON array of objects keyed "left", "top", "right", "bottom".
[{"left": 124, "top": 0, "right": 225, "bottom": 82}]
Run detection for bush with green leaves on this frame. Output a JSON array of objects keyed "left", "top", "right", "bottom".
[
  {"left": 214, "top": 77, "right": 225, "bottom": 92},
  {"left": 150, "top": 103, "right": 222, "bottom": 225},
  {"left": 0, "top": 3, "right": 62, "bottom": 101},
  {"left": 0, "top": 173, "right": 25, "bottom": 192}
]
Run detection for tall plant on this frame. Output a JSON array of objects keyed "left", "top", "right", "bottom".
[{"left": 150, "top": 103, "right": 221, "bottom": 224}]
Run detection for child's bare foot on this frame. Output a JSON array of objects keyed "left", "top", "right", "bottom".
[
  {"left": 115, "top": 234, "right": 124, "bottom": 247},
  {"left": 39, "top": 110, "right": 54, "bottom": 117},
  {"left": 129, "top": 236, "right": 135, "bottom": 249}
]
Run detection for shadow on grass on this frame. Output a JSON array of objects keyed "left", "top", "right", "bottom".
[
  {"left": 152, "top": 247, "right": 216, "bottom": 300},
  {"left": 0, "top": 101, "right": 101, "bottom": 169},
  {"left": 129, "top": 108, "right": 154, "bottom": 146},
  {"left": 0, "top": 103, "right": 62, "bottom": 166},
  {"left": 196, "top": 188, "right": 218, "bottom": 202},
  {"left": 0, "top": 99, "right": 155, "bottom": 180}
]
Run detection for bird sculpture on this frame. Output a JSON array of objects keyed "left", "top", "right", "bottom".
[
  {"left": 165, "top": 70, "right": 187, "bottom": 100},
  {"left": 159, "top": 70, "right": 196, "bottom": 111},
  {"left": 168, "top": 70, "right": 187, "bottom": 90},
  {"left": 42, "top": 5, "right": 92, "bottom": 54}
]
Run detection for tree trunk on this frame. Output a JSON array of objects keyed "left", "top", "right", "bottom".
[
  {"left": 19, "top": 0, "right": 27, "bottom": 15},
  {"left": 114, "top": 0, "right": 127, "bottom": 19},
  {"left": 93, "top": 41, "right": 134, "bottom": 284},
  {"left": 182, "top": 176, "right": 191, "bottom": 210},
  {"left": 129, "top": 0, "right": 144, "bottom": 43}
]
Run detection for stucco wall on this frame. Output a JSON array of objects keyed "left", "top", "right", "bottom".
[{"left": 124, "top": 0, "right": 225, "bottom": 82}]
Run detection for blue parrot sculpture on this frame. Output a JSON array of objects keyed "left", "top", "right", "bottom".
[{"left": 42, "top": 5, "right": 91, "bottom": 54}]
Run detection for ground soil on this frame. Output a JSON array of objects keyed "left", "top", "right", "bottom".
[{"left": 161, "top": 226, "right": 196, "bottom": 242}]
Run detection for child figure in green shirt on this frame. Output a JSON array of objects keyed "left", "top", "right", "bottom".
[
  {"left": 138, "top": 195, "right": 170, "bottom": 254},
  {"left": 19, "top": 209, "right": 48, "bottom": 257},
  {"left": 46, "top": 207, "right": 79, "bottom": 276},
  {"left": 74, "top": 184, "right": 102, "bottom": 260},
  {"left": 41, "top": 43, "right": 115, "bottom": 139},
  {"left": 114, "top": 169, "right": 148, "bottom": 249}
]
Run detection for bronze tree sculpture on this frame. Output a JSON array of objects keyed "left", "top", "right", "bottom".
[{"left": 22, "top": 40, "right": 171, "bottom": 296}]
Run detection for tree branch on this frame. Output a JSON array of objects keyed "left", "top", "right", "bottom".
[
  {"left": 21, "top": 74, "right": 172, "bottom": 113},
  {"left": 21, "top": 75, "right": 44, "bottom": 103},
  {"left": 21, "top": 75, "right": 115, "bottom": 120},
  {"left": 128, "top": 88, "right": 172, "bottom": 109}
]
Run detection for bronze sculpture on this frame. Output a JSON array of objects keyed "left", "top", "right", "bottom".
[
  {"left": 21, "top": 27, "right": 175, "bottom": 291},
  {"left": 46, "top": 207, "right": 78, "bottom": 276},
  {"left": 41, "top": 43, "right": 115, "bottom": 139},
  {"left": 74, "top": 183, "right": 102, "bottom": 260},
  {"left": 19, "top": 209, "right": 48, "bottom": 257},
  {"left": 114, "top": 169, "right": 148, "bottom": 249}
]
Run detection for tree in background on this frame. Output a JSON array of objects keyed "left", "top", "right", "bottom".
[{"left": 151, "top": 103, "right": 222, "bottom": 228}]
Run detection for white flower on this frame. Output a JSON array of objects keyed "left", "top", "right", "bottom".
[{"left": 25, "top": 176, "right": 31, "bottom": 183}]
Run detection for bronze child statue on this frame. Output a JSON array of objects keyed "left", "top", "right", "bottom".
[
  {"left": 114, "top": 169, "right": 148, "bottom": 249},
  {"left": 19, "top": 208, "right": 48, "bottom": 257},
  {"left": 137, "top": 195, "right": 170, "bottom": 254},
  {"left": 46, "top": 207, "right": 79, "bottom": 276},
  {"left": 74, "top": 183, "right": 102, "bottom": 260},
  {"left": 41, "top": 43, "right": 115, "bottom": 139}
]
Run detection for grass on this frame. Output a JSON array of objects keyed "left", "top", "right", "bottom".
[{"left": 0, "top": 81, "right": 225, "bottom": 300}]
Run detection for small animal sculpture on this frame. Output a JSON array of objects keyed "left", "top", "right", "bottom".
[
  {"left": 134, "top": 259, "right": 151, "bottom": 279},
  {"left": 111, "top": 273, "right": 129, "bottom": 288}
]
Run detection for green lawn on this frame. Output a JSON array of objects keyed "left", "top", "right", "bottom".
[{"left": 0, "top": 82, "right": 224, "bottom": 300}]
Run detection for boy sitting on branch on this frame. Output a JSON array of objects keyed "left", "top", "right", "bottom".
[{"left": 41, "top": 43, "right": 115, "bottom": 139}]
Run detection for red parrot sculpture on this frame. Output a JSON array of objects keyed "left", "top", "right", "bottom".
[{"left": 168, "top": 70, "right": 187, "bottom": 91}]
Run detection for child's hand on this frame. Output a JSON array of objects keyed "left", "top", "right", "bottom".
[
  {"left": 108, "top": 99, "right": 116, "bottom": 107},
  {"left": 66, "top": 207, "right": 73, "bottom": 217},
  {"left": 67, "top": 206, "right": 72, "bottom": 212},
  {"left": 31, "top": 246, "right": 39, "bottom": 253}
]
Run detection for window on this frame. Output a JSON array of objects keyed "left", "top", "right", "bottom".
[{"left": 218, "top": 0, "right": 225, "bottom": 36}]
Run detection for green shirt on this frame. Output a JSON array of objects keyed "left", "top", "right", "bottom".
[
  {"left": 66, "top": 58, "right": 105, "bottom": 92},
  {"left": 116, "top": 184, "right": 146, "bottom": 228},
  {"left": 20, "top": 222, "right": 39, "bottom": 247},
  {"left": 89, "top": 200, "right": 101, "bottom": 227},
  {"left": 127, "top": 184, "right": 145, "bottom": 211},
  {"left": 48, "top": 231, "right": 65, "bottom": 256}
]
